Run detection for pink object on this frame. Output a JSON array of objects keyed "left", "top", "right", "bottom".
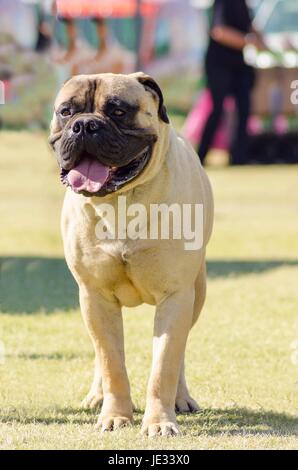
[
  {"left": 2, "top": 80, "right": 11, "bottom": 102},
  {"left": 182, "top": 89, "right": 235, "bottom": 151},
  {"left": 274, "top": 115, "right": 288, "bottom": 135},
  {"left": 247, "top": 115, "right": 263, "bottom": 135},
  {"left": 68, "top": 157, "right": 110, "bottom": 193}
]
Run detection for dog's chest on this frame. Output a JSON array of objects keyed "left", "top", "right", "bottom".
[{"left": 68, "top": 234, "right": 170, "bottom": 307}]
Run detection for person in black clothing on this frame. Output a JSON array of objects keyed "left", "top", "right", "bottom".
[{"left": 198, "top": 0, "right": 265, "bottom": 165}]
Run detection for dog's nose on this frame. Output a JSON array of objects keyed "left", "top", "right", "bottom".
[
  {"left": 85, "top": 119, "right": 100, "bottom": 134},
  {"left": 72, "top": 119, "right": 84, "bottom": 135},
  {"left": 71, "top": 118, "right": 100, "bottom": 136}
]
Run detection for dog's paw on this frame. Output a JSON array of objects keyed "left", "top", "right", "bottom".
[
  {"left": 95, "top": 415, "right": 132, "bottom": 432},
  {"left": 81, "top": 390, "right": 104, "bottom": 410},
  {"left": 141, "top": 420, "right": 179, "bottom": 437},
  {"left": 175, "top": 394, "right": 200, "bottom": 413}
]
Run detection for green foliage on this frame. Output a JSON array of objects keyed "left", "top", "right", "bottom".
[{"left": 0, "top": 36, "right": 56, "bottom": 128}]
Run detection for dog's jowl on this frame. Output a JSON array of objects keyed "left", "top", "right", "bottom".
[{"left": 49, "top": 72, "right": 214, "bottom": 437}]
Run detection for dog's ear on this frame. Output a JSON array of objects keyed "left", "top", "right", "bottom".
[{"left": 134, "top": 72, "right": 169, "bottom": 124}]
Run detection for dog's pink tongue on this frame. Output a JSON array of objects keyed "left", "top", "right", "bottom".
[{"left": 68, "top": 158, "right": 109, "bottom": 193}]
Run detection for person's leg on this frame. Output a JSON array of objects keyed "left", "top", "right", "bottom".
[
  {"left": 230, "top": 68, "right": 255, "bottom": 165},
  {"left": 198, "top": 65, "right": 231, "bottom": 163}
]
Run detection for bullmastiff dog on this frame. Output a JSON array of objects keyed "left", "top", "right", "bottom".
[{"left": 49, "top": 72, "right": 213, "bottom": 436}]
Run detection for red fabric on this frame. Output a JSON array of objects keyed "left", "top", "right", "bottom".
[{"left": 56, "top": 0, "right": 161, "bottom": 18}]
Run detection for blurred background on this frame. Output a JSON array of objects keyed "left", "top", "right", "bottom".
[{"left": 0, "top": 0, "right": 298, "bottom": 164}]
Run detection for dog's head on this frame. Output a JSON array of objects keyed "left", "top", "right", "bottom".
[{"left": 49, "top": 72, "right": 170, "bottom": 197}]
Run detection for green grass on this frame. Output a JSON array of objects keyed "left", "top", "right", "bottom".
[{"left": 0, "top": 130, "right": 297, "bottom": 449}]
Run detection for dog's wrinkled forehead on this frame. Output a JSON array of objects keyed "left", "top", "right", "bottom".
[
  {"left": 56, "top": 74, "right": 146, "bottom": 113},
  {"left": 54, "top": 76, "right": 95, "bottom": 111},
  {"left": 54, "top": 73, "right": 169, "bottom": 125}
]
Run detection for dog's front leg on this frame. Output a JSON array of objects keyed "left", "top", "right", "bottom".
[
  {"left": 79, "top": 286, "right": 133, "bottom": 432},
  {"left": 142, "top": 287, "right": 195, "bottom": 437}
]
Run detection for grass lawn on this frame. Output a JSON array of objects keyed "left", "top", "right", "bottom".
[{"left": 0, "top": 130, "right": 297, "bottom": 450}]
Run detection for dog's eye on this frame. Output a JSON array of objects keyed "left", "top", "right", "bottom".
[
  {"left": 112, "top": 109, "right": 125, "bottom": 117},
  {"left": 60, "top": 108, "right": 72, "bottom": 117}
]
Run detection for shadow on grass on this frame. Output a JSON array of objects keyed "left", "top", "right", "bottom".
[
  {"left": 0, "top": 256, "right": 78, "bottom": 314},
  {"left": 1, "top": 257, "right": 298, "bottom": 314},
  {"left": 180, "top": 407, "right": 298, "bottom": 437},
  {"left": 207, "top": 259, "right": 298, "bottom": 279},
  {"left": 0, "top": 407, "right": 297, "bottom": 437},
  {"left": 0, "top": 407, "right": 95, "bottom": 425},
  {"left": 6, "top": 352, "right": 92, "bottom": 361}
]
